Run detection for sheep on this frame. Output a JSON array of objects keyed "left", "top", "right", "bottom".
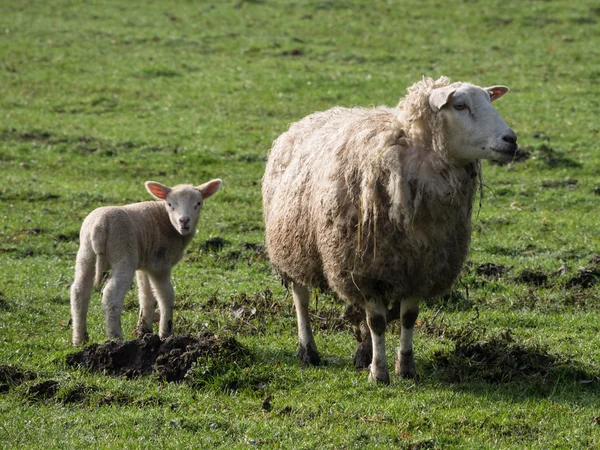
[
  {"left": 262, "top": 76, "right": 518, "bottom": 383},
  {"left": 70, "top": 179, "right": 222, "bottom": 346}
]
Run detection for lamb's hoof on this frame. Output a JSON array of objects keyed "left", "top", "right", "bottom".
[
  {"left": 353, "top": 340, "right": 373, "bottom": 370},
  {"left": 368, "top": 365, "right": 390, "bottom": 384},
  {"left": 395, "top": 348, "right": 417, "bottom": 379},
  {"left": 136, "top": 324, "right": 153, "bottom": 338},
  {"left": 72, "top": 332, "right": 89, "bottom": 347},
  {"left": 298, "top": 345, "right": 321, "bottom": 366}
]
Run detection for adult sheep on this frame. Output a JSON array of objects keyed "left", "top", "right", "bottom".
[{"left": 262, "top": 76, "right": 518, "bottom": 383}]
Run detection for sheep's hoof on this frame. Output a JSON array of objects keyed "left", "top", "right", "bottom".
[
  {"left": 72, "top": 331, "right": 89, "bottom": 347},
  {"left": 353, "top": 339, "right": 373, "bottom": 370},
  {"left": 368, "top": 365, "right": 390, "bottom": 384},
  {"left": 298, "top": 345, "right": 321, "bottom": 366},
  {"left": 395, "top": 348, "right": 417, "bottom": 379}
]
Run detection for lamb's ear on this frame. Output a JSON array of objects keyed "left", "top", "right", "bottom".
[
  {"left": 197, "top": 179, "right": 222, "bottom": 199},
  {"left": 485, "top": 85, "right": 509, "bottom": 102},
  {"left": 429, "top": 86, "right": 457, "bottom": 113},
  {"left": 145, "top": 181, "right": 172, "bottom": 200}
]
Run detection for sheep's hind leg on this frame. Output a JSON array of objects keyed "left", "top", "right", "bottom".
[
  {"left": 365, "top": 301, "right": 390, "bottom": 384},
  {"left": 293, "top": 283, "right": 320, "bottom": 365},
  {"left": 150, "top": 272, "right": 175, "bottom": 339},
  {"left": 101, "top": 264, "right": 135, "bottom": 341},
  {"left": 70, "top": 248, "right": 95, "bottom": 346},
  {"left": 135, "top": 271, "right": 157, "bottom": 337},
  {"left": 394, "top": 297, "right": 419, "bottom": 378}
]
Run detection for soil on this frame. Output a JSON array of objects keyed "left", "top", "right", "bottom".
[
  {"left": 65, "top": 332, "right": 246, "bottom": 382},
  {"left": 476, "top": 263, "right": 506, "bottom": 277}
]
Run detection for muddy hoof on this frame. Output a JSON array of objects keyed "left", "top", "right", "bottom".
[
  {"left": 298, "top": 345, "right": 321, "bottom": 366},
  {"left": 395, "top": 348, "right": 417, "bottom": 378},
  {"left": 353, "top": 340, "right": 372, "bottom": 370}
]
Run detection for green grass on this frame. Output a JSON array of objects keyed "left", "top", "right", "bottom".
[{"left": 1, "top": 0, "right": 600, "bottom": 448}]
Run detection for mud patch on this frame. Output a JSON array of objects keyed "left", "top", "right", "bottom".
[
  {"left": 27, "top": 380, "right": 59, "bottom": 400},
  {"left": 66, "top": 332, "right": 247, "bottom": 382},
  {"left": 566, "top": 268, "right": 600, "bottom": 289},
  {"left": 421, "top": 316, "right": 597, "bottom": 385},
  {"left": 526, "top": 144, "right": 581, "bottom": 169},
  {"left": 476, "top": 263, "right": 506, "bottom": 277},
  {"left": 0, "top": 365, "right": 36, "bottom": 393},
  {"left": 515, "top": 269, "right": 548, "bottom": 286},
  {"left": 202, "top": 237, "right": 228, "bottom": 252}
]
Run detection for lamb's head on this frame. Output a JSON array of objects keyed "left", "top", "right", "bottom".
[
  {"left": 428, "top": 81, "right": 518, "bottom": 165},
  {"left": 145, "top": 179, "right": 222, "bottom": 236}
]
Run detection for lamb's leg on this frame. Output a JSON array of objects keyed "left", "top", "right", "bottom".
[
  {"left": 101, "top": 263, "right": 135, "bottom": 340},
  {"left": 70, "top": 248, "right": 95, "bottom": 346},
  {"left": 135, "top": 271, "right": 157, "bottom": 337},
  {"left": 395, "top": 297, "right": 419, "bottom": 378},
  {"left": 293, "top": 283, "right": 320, "bottom": 365},
  {"left": 149, "top": 272, "right": 175, "bottom": 339},
  {"left": 365, "top": 300, "right": 390, "bottom": 384}
]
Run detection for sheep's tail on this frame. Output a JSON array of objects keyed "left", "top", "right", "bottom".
[{"left": 90, "top": 225, "right": 108, "bottom": 286}]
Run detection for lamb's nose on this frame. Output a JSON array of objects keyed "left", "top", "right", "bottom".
[
  {"left": 503, "top": 130, "right": 517, "bottom": 145},
  {"left": 179, "top": 216, "right": 190, "bottom": 225}
]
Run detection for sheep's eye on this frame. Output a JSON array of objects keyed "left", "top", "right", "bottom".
[
  {"left": 453, "top": 103, "right": 466, "bottom": 111},
  {"left": 168, "top": 202, "right": 173, "bottom": 208},
  {"left": 195, "top": 202, "right": 202, "bottom": 209}
]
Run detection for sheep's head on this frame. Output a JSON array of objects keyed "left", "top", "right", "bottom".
[
  {"left": 145, "top": 179, "right": 222, "bottom": 236},
  {"left": 428, "top": 82, "right": 518, "bottom": 165},
  {"left": 400, "top": 77, "right": 518, "bottom": 165}
]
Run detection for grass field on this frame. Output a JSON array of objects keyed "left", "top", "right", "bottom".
[{"left": 1, "top": 0, "right": 599, "bottom": 448}]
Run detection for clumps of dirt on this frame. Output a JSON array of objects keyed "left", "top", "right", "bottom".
[
  {"left": 420, "top": 315, "right": 597, "bottom": 385},
  {"left": 202, "top": 237, "right": 228, "bottom": 252},
  {"left": 515, "top": 268, "right": 548, "bottom": 286},
  {"left": 566, "top": 268, "right": 600, "bottom": 289},
  {"left": 541, "top": 178, "right": 578, "bottom": 190},
  {"left": 65, "top": 332, "right": 247, "bottom": 382},
  {"left": 476, "top": 263, "right": 506, "bottom": 277},
  {"left": 27, "top": 380, "right": 59, "bottom": 400},
  {"left": 524, "top": 144, "right": 582, "bottom": 169},
  {"left": 0, "top": 365, "right": 36, "bottom": 393}
]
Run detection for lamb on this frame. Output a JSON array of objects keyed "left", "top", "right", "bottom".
[
  {"left": 70, "top": 178, "right": 222, "bottom": 346},
  {"left": 262, "top": 76, "right": 518, "bottom": 383}
]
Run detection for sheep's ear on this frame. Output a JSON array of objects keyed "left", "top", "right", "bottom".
[
  {"left": 485, "top": 85, "right": 509, "bottom": 102},
  {"left": 145, "top": 181, "right": 171, "bottom": 200},
  {"left": 429, "top": 86, "right": 457, "bottom": 113},
  {"left": 197, "top": 179, "right": 222, "bottom": 199}
]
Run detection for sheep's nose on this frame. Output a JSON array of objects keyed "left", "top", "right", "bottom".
[
  {"left": 503, "top": 131, "right": 517, "bottom": 145},
  {"left": 179, "top": 216, "right": 190, "bottom": 225}
]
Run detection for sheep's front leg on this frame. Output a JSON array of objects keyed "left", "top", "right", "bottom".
[
  {"left": 395, "top": 297, "right": 419, "bottom": 378},
  {"left": 150, "top": 272, "right": 175, "bottom": 339},
  {"left": 136, "top": 271, "right": 157, "bottom": 337},
  {"left": 101, "top": 264, "right": 135, "bottom": 341},
  {"left": 365, "top": 301, "right": 390, "bottom": 384},
  {"left": 293, "top": 283, "right": 320, "bottom": 365}
]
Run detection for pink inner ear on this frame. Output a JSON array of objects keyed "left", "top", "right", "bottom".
[
  {"left": 148, "top": 184, "right": 167, "bottom": 199},
  {"left": 489, "top": 88, "right": 507, "bottom": 102}
]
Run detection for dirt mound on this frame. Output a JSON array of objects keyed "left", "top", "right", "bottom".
[
  {"left": 65, "top": 332, "right": 247, "bottom": 382},
  {"left": 0, "top": 365, "right": 35, "bottom": 392}
]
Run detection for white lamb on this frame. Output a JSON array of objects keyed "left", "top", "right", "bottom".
[
  {"left": 70, "top": 179, "right": 222, "bottom": 346},
  {"left": 262, "top": 76, "right": 518, "bottom": 383}
]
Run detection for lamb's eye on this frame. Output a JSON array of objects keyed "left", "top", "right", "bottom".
[
  {"left": 453, "top": 103, "right": 466, "bottom": 111},
  {"left": 195, "top": 202, "right": 202, "bottom": 209},
  {"left": 168, "top": 202, "right": 173, "bottom": 208}
]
